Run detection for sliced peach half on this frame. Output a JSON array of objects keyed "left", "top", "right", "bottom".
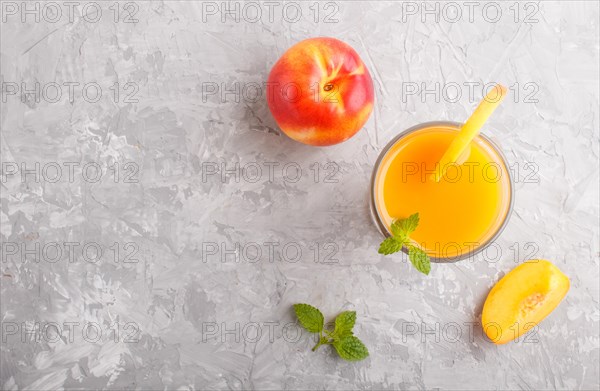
[{"left": 481, "top": 260, "right": 570, "bottom": 344}]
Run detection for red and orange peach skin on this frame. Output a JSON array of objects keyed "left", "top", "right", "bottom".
[{"left": 267, "top": 37, "right": 374, "bottom": 146}]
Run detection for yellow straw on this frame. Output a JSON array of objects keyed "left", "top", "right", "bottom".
[{"left": 433, "top": 84, "right": 507, "bottom": 182}]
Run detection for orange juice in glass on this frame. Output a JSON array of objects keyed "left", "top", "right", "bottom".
[{"left": 371, "top": 121, "right": 513, "bottom": 262}]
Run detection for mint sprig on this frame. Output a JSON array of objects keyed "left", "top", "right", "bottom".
[
  {"left": 378, "top": 213, "right": 431, "bottom": 275},
  {"left": 293, "top": 304, "right": 369, "bottom": 361}
]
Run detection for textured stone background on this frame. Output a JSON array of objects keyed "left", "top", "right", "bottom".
[{"left": 1, "top": 1, "right": 599, "bottom": 390}]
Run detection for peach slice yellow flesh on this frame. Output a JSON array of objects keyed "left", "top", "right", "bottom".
[{"left": 481, "top": 260, "right": 570, "bottom": 344}]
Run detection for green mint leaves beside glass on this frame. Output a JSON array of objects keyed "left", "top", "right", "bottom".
[
  {"left": 378, "top": 213, "right": 431, "bottom": 275},
  {"left": 293, "top": 303, "right": 369, "bottom": 362}
]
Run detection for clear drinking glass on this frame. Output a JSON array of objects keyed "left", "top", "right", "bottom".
[{"left": 370, "top": 121, "right": 514, "bottom": 263}]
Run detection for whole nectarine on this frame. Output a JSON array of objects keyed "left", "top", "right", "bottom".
[{"left": 267, "top": 37, "right": 374, "bottom": 146}]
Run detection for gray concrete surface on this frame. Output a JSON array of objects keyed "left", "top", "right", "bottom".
[{"left": 1, "top": 1, "right": 599, "bottom": 390}]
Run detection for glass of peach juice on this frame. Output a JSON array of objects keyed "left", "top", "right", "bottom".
[{"left": 371, "top": 121, "right": 514, "bottom": 262}]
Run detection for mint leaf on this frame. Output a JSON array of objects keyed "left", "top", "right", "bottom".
[
  {"left": 378, "top": 237, "right": 403, "bottom": 255},
  {"left": 294, "top": 303, "right": 324, "bottom": 333},
  {"left": 381, "top": 214, "right": 420, "bottom": 255},
  {"left": 378, "top": 213, "right": 432, "bottom": 276},
  {"left": 333, "top": 311, "right": 356, "bottom": 338},
  {"left": 333, "top": 336, "right": 369, "bottom": 361},
  {"left": 390, "top": 220, "right": 406, "bottom": 239},
  {"left": 398, "top": 213, "right": 419, "bottom": 235},
  {"left": 408, "top": 245, "right": 431, "bottom": 275}
]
